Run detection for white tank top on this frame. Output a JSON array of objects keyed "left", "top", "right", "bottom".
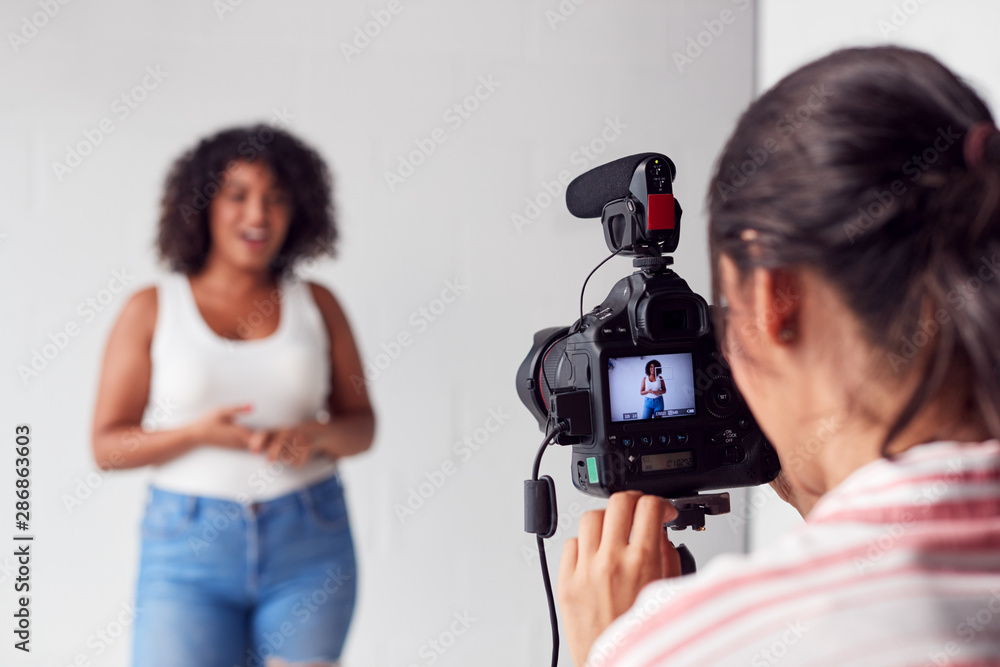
[
  {"left": 643, "top": 376, "right": 664, "bottom": 394},
  {"left": 142, "top": 272, "right": 338, "bottom": 502}
]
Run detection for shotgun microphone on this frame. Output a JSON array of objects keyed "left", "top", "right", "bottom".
[{"left": 565, "top": 152, "right": 676, "bottom": 219}]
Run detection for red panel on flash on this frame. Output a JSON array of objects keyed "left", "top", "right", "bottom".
[{"left": 647, "top": 194, "right": 675, "bottom": 231}]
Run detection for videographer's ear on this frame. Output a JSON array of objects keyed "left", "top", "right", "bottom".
[{"left": 750, "top": 266, "right": 800, "bottom": 350}]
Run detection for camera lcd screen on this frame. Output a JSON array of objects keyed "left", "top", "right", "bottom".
[
  {"left": 607, "top": 352, "right": 696, "bottom": 422},
  {"left": 641, "top": 450, "right": 694, "bottom": 472}
]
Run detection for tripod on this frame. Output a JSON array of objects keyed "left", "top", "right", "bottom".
[{"left": 662, "top": 491, "right": 731, "bottom": 574}]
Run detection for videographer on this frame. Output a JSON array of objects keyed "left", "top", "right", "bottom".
[{"left": 558, "top": 46, "right": 1000, "bottom": 666}]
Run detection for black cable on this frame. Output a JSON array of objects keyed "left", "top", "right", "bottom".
[
  {"left": 532, "top": 246, "right": 625, "bottom": 666},
  {"left": 542, "top": 246, "right": 628, "bottom": 404},
  {"left": 537, "top": 534, "right": 559, "bottom": 667},
  {"left": 531, "top": 423, "right": 566, "bottom": 667},
  {"left": 579, "top": 247, "right": 625, "bottom": 321}
]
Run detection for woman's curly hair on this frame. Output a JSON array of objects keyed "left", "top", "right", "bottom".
[{"left": 156, "top": 123, "right": 337, "bottom": 281}]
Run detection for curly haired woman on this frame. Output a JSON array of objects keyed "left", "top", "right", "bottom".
[{"left": 91, "top": 124, "right": 374, "bottom": 667}]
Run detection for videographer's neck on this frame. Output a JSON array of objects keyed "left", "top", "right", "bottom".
[{"left": 815, "top": 389, "right": 990, "bottom": 498}]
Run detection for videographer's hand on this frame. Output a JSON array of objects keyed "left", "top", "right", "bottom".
[
  {"left": 188, "top": 404, "right": 255, "bottom": 450},
  {"left": 558, "top": 491, "right": 682, "bottom": 666}
]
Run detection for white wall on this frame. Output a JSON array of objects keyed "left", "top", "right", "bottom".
[
  {"left": 749, "top": 0, "right": 1000, "bottom": 551},
  {"left": 0, "top": 1, "right": 758, "bottom": 665}
]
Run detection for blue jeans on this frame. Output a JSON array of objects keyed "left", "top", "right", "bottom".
[
  {"left": 131, "top": 473, "right": 357, "bottom": 667},
  {"left": 641, "top": 396, "right": 664, "bottom": 419}
]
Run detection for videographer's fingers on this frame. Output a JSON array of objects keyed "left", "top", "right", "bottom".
[
  {"left": 561, "top": 536, "right": 579, "bottom": 575},
  {"left": 601, "top": 491, "right": 644, "bottom": 551},
  {"left": 630, "top": 495, "right": 675, "bottom": 550},
  {"left": 577, "top": 509, "right": 606, "bottom": 560}
]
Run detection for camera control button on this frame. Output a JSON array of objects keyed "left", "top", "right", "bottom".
[
  {"left": 674, "top": 432, "right": 688, "bottom": 444},
  {"left": 704, "top": 376, "right": 740, "bottom": 419},
  {"left": 657, "top": 433, "right": 670, "bottom": 445},
  {"left": 711, "top": 429, "right": 738, "bottom": 446},
  {"left": 601, "top": 326, "right": 614, "bottom": 336},
  {"left": 639, "top": 434, "right": 652, "bottom": 448},
  {"left": 738, "top": 417, "right": 750, "bottom": 430},
  {"left": 616, "top": 325, "right": 628, "bottom": 335},
  {"left": 621, "top": 437, "right": 634, "bottom": 448},
  {"left": 724, "top": 445, "right": 745, "bottom": 463}
]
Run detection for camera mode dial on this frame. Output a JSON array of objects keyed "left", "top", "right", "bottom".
[{"left": 704, "top": 375, "right": 740, "bottom": 419}]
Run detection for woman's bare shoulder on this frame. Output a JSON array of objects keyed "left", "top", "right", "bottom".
[
  {"left": 113, "top": 284, "right": 158, "bottom": 345},
  {"left": 306, "top": 281, "right": 349, "bottom": 330}
]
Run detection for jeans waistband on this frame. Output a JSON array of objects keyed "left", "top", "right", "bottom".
[{"left": 145, "top": 471, "right": 342, "bottom": 517}]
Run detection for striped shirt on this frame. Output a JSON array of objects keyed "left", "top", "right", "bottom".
[{"left": 586, "top": 439, "right": 1000, "bottom": 667}]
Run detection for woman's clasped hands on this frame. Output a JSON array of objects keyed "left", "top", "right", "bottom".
[{"left": 187, "top": 403, "right": 321, "bottom": 467}]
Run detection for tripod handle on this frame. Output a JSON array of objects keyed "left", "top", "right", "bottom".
[{"left": 675, "top": 543, "right": 696, "bottom": 575}]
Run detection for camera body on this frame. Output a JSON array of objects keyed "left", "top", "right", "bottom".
[{"left": 516, "top": 153, "right": 780, "bottom": 499}]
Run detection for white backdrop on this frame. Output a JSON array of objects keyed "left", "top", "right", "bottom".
[
  {"left": 749, "top": 0, "right": 1000, "bottom": 553},
  {"left": 0, "top": 1, "right": 757, "bottom": 665}
]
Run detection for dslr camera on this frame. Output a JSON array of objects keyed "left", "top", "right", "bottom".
[{"left": 516, "top": 153, "right": 780, "bottom": 504}]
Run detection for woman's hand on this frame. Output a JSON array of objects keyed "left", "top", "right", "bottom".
[
  {"left": 558, "top": 491, "right": 682, "bottom": 666},
  {"left": 248, "top": 425, "right": 319, "bottom": 467},
  {"left": 189, "top": 404, "right": 256, "bottom": 450}
]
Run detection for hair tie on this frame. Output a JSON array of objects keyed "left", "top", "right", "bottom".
[{"left": 963, "top": 121, "right": 998, "bottom": 169}]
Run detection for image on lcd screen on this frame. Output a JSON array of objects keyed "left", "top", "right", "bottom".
[{"left": 607, "top": 352, "right": 696, "bottom": 422}]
